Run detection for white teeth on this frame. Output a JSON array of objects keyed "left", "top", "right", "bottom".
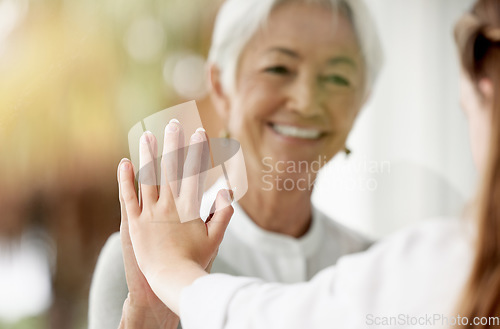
[{"left": 272, "top": 124, "right": 322, "bottom": 139}]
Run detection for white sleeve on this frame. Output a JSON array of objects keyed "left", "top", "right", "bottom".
[
  {"left": 88, "top": 232, "right": 129, "bottom": 329},
  {"left": 179, "top": 219, "right": 467, "bottom": 329},
  {"left": 180, "top": 265, "right": 351, "bottom": 329}
]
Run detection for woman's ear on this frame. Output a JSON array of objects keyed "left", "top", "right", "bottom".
[
  {"left": 478, "top": 78, "right": 494, "bottom": 110},
  {"left": 208, "top": 64, "right": 231, "bottom": 119}
]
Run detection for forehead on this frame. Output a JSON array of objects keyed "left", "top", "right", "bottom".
[{"left": 246, "top": 2, "right": 361, "bottom": 59}]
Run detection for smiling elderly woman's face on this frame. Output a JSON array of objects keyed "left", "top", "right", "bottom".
[{"left": 213, "top": 2, "right": 366, "bottom": 180}]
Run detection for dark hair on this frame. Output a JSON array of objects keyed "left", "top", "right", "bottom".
[{"left": 454, "top": 0, "right": 500, "bottom": 326}]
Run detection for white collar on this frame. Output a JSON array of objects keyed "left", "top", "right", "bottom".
[{"left": 201, "top": 177, "right": 324, "bottom": 258}]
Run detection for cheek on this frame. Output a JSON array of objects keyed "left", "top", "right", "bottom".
[
  {"left": 320, "top": 96, "right": 363, "bottom": 157},
  {"left": 231, "top": 78, "right": 284, "bottom": 126},
  {"left": 460, "top": 76, "right": 482, "bottom": 118},
  {"left": 468, "top": 111, "right": 491, "bottom": 171},
  {"left": 325, "top": 94, "right": 363, "bottom": 130},
  {"left": 460, "top": 77, "right": 492, "bottom": 171},
  {"left": 460, "top": 92, "right": 475, "bottom": 119}
]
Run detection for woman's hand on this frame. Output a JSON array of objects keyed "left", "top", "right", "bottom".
[
  {"left": 118, "top": 120, "right": 233, "bottom": 315},
  {"left": 117, "top": 159, "right": 180, "bottom": 329}
]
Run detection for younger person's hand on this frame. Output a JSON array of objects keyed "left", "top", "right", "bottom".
[
  {"left": 117, "top": 159, "right": 180, "bottom": 329},
  {"left": 118, "top": 120, "right": 233, "bottom": 314}
]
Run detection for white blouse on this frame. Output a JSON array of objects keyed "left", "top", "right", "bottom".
[
  {"left": 179, "top": 218, "right": 475, "bottom": 329},
  {"left": 201, "top": 178, "right": 372, "bottom": 283},
  {"left": 88, "top": 178, "right": 369, "bottom": 329}
]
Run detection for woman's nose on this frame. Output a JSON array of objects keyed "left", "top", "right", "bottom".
[{"left": 286, "top": 74, "right": 322, "bottom": 116}]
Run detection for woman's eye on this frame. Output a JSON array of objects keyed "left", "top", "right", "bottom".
[
  {"left": 264, "top": 66, "right": 290, "bottom": 75},
  {"left": 322, "top": 75, "right": 351, "bottom": 87}
]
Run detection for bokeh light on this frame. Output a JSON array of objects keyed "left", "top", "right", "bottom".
[
  {"left": 124, "top": 16, "right": 165, "bottom": 62},
  {"left": 0, "top": 0, "right": 222, "bottom": 328}
]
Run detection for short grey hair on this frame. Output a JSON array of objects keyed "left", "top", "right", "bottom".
[{"left": 208, "top": 0, "right": 384, "bottom": 94}]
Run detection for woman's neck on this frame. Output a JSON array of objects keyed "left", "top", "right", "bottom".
[{"left": 237, "top": 173, "right": 313, "bottom": 238}]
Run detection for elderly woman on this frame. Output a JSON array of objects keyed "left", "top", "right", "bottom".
[
  {"left": 119, "top": 0, "right": 500, "bottom": 328},
  {"left": 88, "top": 0, "right": 382, "bottom": 327}
]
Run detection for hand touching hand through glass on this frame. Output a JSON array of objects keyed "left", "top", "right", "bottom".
[
  {"left": 118, "top": 158, "right": 179, "bottom": 329},
  {"left": 118, "top": 120, "right": 234, "bottom": 315}
]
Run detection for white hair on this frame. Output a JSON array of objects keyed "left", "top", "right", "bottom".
[{"left": 208, "top": 0, "right": 384, "bottom": 94}]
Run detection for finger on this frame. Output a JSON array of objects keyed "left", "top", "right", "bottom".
[
  {"left": 118, "top": 162, "right": 147, "bottom": 301},
  {"left": 197, "top": 129, "right": 211, "bottom": 203},
  {"left": 205, "top": 197, "right": 217, "bottom": 223},
  {"left": 139, "top": 131, "right": 158, "bottom": 207},
  {"left": 206, "top": 189, "right": 233, "bottom": 243},
  {"left": 117, "top": 159, "right": 137, "bottom": 267},
  {"left": 119, "top": 159, "right": 141, "bottom": 219},
  {"left": 179, "top": 128, "right": 209, "bottom": 213},
  {"left": 204, "top": 185, "right": 229, "bottom": 223},
  {"left": 160, "top": 119, "right": 184, "bottom": 203},
  {"left": 117, "top": 158, "right": 130, "bottom": 228}
]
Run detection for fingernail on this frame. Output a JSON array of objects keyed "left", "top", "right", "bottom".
[
  {"left": 118, "top": 158, "right": 128, "bottom": 181},
  {"left": 169, "top": 118, "right": 180, "bottom": 124},
  {"left": 121, "top": 161, "right": 130, "bottom": 171},
  {"left": 196, "top": 127, "right": 205, "bottom": 133},
  {"left": 191, "top": 131, "right": 203, "bottom": 142},
  {"left": 141, "top": 131, "right": 153, "bottom": 144},
  {"left": 166, "top": 121, "right": 178, "bottom": 133},
  {"left": 221, "top": 189, "right": 231, "bottom": 203}
]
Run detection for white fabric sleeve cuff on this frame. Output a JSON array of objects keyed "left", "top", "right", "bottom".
[{"left": 180, "top": 274, "right": 261, "bottom": 329}]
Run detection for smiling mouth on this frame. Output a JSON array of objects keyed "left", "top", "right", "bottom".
[{"left": 269, "top": 123, "right": 325, "bottom": 140}]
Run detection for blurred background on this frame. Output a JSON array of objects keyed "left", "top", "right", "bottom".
[
  {"left": 313, "top": 0, "right": 477, "bottom": 237},
  {"left": 0, "top": 0, "right": 478, "bottom": 328}
]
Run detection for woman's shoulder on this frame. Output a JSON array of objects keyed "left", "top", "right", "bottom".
[
  {"left": 91, "top": 231, "right": 125, "bottom": 281},
  {"left": 319, "top": 218, "right": 474, "bottom": 321},
  {"left": 94, "top": 231, "right": 123, "bottom": 266},
  {"left": 88, "top": 232, "right": 128, "bottom": 329},
  {"left": 335, "top": 217, "right": 474, "bottom": 275},
  {"left": 378, "top": 217, "right": 473, "bottom": 256},
  {"left": 101, "top": 231, "right": 122, "bottom": 254}
]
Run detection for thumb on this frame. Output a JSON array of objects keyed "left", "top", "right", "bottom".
[
  {"left": 118, "top": 159, "right": 130, "bottom": 229},
  {"left": 117, "top": 159, "right": 135, "bottom": 258},
  {"left": 206, "top": 189, "right": 234, "bottom": 244}
]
